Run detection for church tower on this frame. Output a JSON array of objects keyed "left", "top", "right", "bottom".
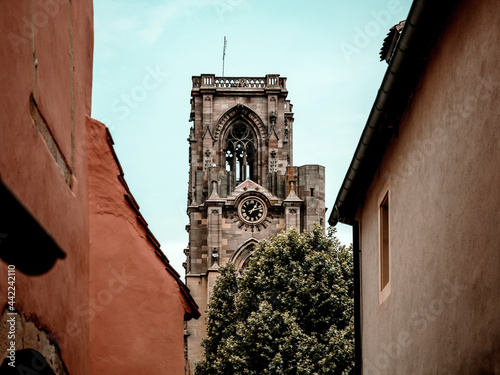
[{"left": 183, "top": 74, "right": 325, "bottom": 373}]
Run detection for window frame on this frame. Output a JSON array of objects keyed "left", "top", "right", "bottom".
[{"left": 378, "top": 187, "right": 391, "bottom": 303}]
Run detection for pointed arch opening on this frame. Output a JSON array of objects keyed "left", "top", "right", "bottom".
[
  {"left": 215, "top": 104, "right": 267, "bottom": 186},
  {"left": 0, "top": 349, "right": 58, "bottom": 374},
  {"left": 229, "top": 238, "right": 259, "bottom": 272},
  {"left": 223, "top": 121, "right": 258, "bottom": 184}
]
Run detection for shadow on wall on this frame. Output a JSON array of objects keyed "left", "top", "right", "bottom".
[{"left": 0, "top": 181, "right": 65, "bottom": 275}]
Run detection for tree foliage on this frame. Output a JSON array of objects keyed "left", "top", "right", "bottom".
[{"left": 194, "top": 226, "right": 354, "bottom": 375}]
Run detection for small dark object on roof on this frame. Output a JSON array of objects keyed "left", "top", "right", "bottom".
[{"left": 380, "top": 20, "right": 406, "bottom": 63}]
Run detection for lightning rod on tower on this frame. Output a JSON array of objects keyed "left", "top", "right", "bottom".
[{"left": 222, "top": 36, "right": 227, "bottom": 77}]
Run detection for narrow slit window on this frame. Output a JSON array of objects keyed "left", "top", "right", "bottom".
[{"left": 380, "top": 193, "right": 390, "bottom": 291}]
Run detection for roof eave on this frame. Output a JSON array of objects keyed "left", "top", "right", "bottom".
[{"left": 329, "top": 0, "right": 456, "bottom": 227}]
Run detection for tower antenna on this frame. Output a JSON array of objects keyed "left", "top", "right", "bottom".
[{"left": 222, "top": 36, "right": 227, "bottom": 76}]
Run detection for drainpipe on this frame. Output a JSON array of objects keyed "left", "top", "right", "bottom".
[{"left": 352, "top": 221, "right": 361, "bottom": 375}]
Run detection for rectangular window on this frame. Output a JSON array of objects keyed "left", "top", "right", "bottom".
[{"left": 379, "top": 192, "right": 390, "bottom": 293}]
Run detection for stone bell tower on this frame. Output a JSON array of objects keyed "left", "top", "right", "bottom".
[{"left": 183, "top": 74, "right": 325, "bottom": 373}]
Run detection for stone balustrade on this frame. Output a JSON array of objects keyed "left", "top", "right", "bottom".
[{"left": 192, "top": 74, "right": 287, "bottom": 91}]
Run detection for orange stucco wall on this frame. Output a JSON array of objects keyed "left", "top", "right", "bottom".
[
  {"left": 0, "top": 0, "right": 93, "bottom": 373},
  {"left": 357, "top": 0, "right": 500, "bottom": 373},
  {"left": 87, "top": 118, "right": 190, "bottom": 374}
]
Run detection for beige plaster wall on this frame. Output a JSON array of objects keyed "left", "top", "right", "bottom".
[{"left": 358, "top": 1, "right": 500, "bottom": 373}]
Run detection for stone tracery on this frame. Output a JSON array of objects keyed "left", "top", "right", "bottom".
[{"left": 224, "top": 122, "right": 256, "bottom": 183}]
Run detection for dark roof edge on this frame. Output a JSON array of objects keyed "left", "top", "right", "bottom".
[{"left": 329, "top": 0, "right": 455, "bottom": 226}]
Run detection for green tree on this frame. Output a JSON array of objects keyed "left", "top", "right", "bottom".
[
  {"left": 194, "top": 226, "right": 354, "bottom": 375},
  {"left": 194, "top": 262, "right": 239, "bottom": 375}
]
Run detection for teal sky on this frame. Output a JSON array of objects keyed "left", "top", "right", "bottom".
[{"left": 91, "top": 0, "right": 413, "bottom": 275}]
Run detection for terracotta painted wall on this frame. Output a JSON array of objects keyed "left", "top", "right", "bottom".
[
  {"left": 358, "top": 0, "right": 500, "bottom": 373},
  {"left": 87, "top": 118, "right": 195, "bottom": 375},
  {"left": 0, "top": 0, "right": 93, "bottom": 373}
]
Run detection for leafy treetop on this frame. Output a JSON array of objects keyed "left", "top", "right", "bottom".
[{"left": 194, "top": 225, "right": 354, "bottom": 375}]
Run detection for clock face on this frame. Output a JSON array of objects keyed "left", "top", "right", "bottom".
[{"left": 239, "top": 197, "right": 266, "bottom": 224}]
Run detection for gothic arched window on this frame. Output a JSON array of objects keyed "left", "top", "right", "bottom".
[
  {"left": 229, "top": 240, "right": 258, "bottom": 274},
  {"left": 224, "top": 122, "right": 256, "bottom": 183}
]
